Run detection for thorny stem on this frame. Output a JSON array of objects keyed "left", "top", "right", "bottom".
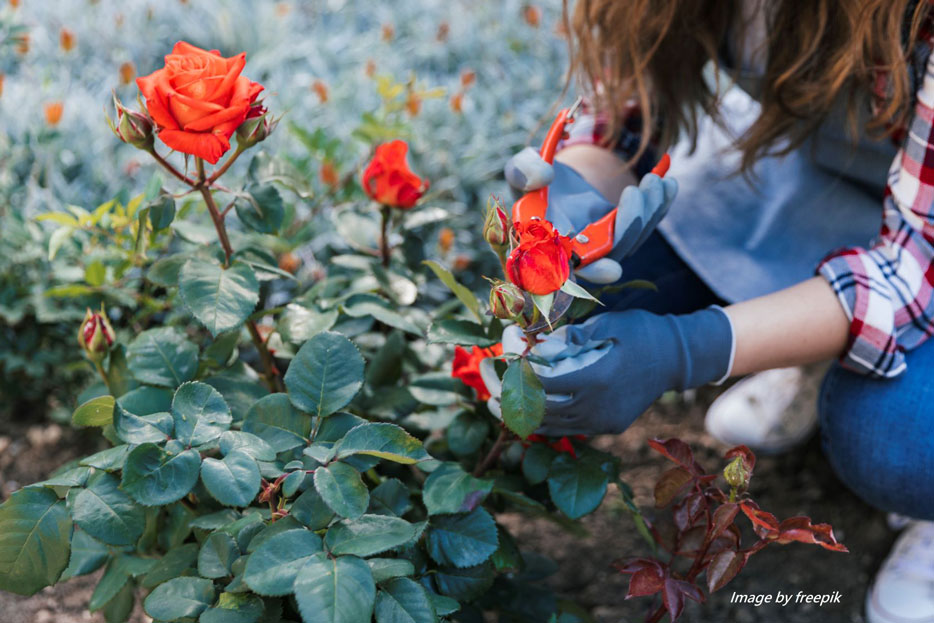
[
  {"left": 379, "top": 205, "right": 392, "bottom": 267},
  {"left": 148, "top": 148, "right": 198, "bottom": 186},
  {"left": 196, "top": 159, "right": 234, "bottom": 267},
  {"left": 473, "top": 427, "right": 510, "bottom": 477}
]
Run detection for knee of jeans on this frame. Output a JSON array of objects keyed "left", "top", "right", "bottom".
[{"left": 819, "top": 364, "right": 934, "bottom": 519}]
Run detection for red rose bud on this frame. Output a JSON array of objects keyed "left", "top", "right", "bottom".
[
  {"left": 483, "top": 196, "right": 510, "bottom": 249},
  {"left": 236, "top": 103, "right": 277, "bottom": 149},
  {"left": 78, "top": 308, "right": 115, "bottom": 362},
  {"left": 108, "top": 94, "right": 153, "bottom": 151},
  {"left": 506, "top": 219, "right": 573, "bottom": 295},
  {"left": 361, "top": 140, "right": 429, "bottom": 209},
  {"left": 489, "top": 281, "right": 525, "bottom": 319}
]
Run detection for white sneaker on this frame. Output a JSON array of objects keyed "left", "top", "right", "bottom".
[
  {"left": 866, "top": 521, "right": 934, "bottom": 623},
  {"left": 703, "top": 365, "right": 824, "bottom": 454}
]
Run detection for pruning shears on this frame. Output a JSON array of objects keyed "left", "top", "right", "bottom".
[{"left": 511, "top": 96, "right": 671, "bottom": 268}]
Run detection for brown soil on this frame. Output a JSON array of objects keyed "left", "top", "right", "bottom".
[{"left": 0, "top": 388, "right": 891, "bottom": 623}]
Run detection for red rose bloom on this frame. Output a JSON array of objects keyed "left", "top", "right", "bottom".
[
  {"left": 136, "top": 41, "right": 264, "bottom": 164},
  {"left": 505, "top": 220, "right": 573, "bottom": 295},
  {"left": 525, "top": 434, "right": 588, "bottom": 459},
  {"left": 452, "top": 343, "right": 503, "bottom": 401},
  {"left": 361, "top": 140, "right": 429, "bottom": 209}
]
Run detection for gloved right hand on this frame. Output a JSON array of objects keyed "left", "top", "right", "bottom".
[{"left": 503, "top": 147, "right": 677, "bottom": 284}]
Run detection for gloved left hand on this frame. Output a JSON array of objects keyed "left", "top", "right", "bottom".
[{"left": 482, "top": 307, "right": 734, "bottom": 435}]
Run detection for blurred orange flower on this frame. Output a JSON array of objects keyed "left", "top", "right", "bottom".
[
  {"left": 461, "top": 70, "right": 476, "bottom": 88},
  {"left": 0, "top": 74, "right": 5, "bottom": 99},
  {"left": 60, "top": 28, "right": 76, "bottom": 52},
  {"left": 436, "top": 22, "right": 450, "bottom": 42},
  {"left": 523, "top": 4, "right": 541, "bottom": 27},
  {"left": 44, "top": 102, "right": 64, "bottom": 127},
  {"left": 450, "top": 92, "right": 464, "bottom": 113},
  {"left": 365, "top": 59, "right": 377, "bottom": 77},
  {"left": 119, "top": 62, "right": 136, "bottom": 85},
  {"left": 405, "top": 92, "right": 421, "bottom": 116},
  {"left": 320, "top": 161, "right": 339, "bottom": 189},
  {"left": 439, "top": 228, "right": 455, "bottom": 254},
  {"left": 381, "top": 24, "right": 394, "bottom": 41},
  {"left": 311, "top": 80, "right": 328, "bottom": 103},
  {"left": 15, "top": 33, "right": 28, "bottom": 55}
]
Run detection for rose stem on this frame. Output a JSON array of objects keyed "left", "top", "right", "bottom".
[
  {"left": 148, "top": 148, "right": 198, "bottom": 186},
  {"left": 194, "top": 157, "right": 285, "bottom": 394},
  {"left": 379, "top": 205, "right": 392, "bottom": 267},
  {"left": 473, "top": 427, "right": 510, "bottom": 477}
]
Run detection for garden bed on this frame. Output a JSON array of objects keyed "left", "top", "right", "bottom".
[{"left": 0, "top": 388, "right": 890, "bottom": 623}]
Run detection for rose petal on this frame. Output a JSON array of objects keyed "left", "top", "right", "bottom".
[{"left": 158, "top": 128, "right": 228, "bottom": 164}]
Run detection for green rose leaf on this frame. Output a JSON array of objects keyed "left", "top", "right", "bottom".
[
  {"left": 60, "top": 529, "right": 109, "bottom": 580},
  {"left": 341, "top": 293, "right": 423, "bottom": 337},
  {"left": 368, "top": 478, "right": 412, "bottom": 517},
  {"left": 242, "top": 393, "right": 310, "bottom": 452},
  {"left": 243, "top": 529, "right": 322, "bottom": 596},
  {"left": 375, "top": 577, "right": 438, "bottom": 623},
  {"left": 521, "top": 443, "right": 556, "bottom": 485},
  {"left": 235, "top": 183, "right": 285, "bottom": 234},
  {"left": 148, "top": 194, "right": 176, "bottom": 230},
  {"left": 314, "top": 462, "right": 369, "bottom": 519},
  {"left": 368, "top": 558, "right": 415, "bottom": 583},
  {"left": 432, "top": 563, "right": 494, "bottom": 601},
  {"left": 422, "top": 261, "right": 482, "bottom": 323},
  {"left": 334, "top": 422, "right": 429, "bottom": 464},
  {"left": 172, "top": 381, "right": 233, "bottom": 447},
  {"left": 147, "top": 253, "right": 190, "bottom": 288},
  {"left": 546, "top": 454, "right": 610, "bottom": 519},
  {"left": 279, "top": 304, "right": 339, "bottom": 344},
  {"left": 426, "top": 319, "right": 497, "bottom": 348},
  {"left": 218, "top": 430, "right": 276, "bottom": 461},
  {"left": 113, "top": 406, "right": 173, "bottom": 445},
  {"left": 126, "top": 327, "right": 199, "bottom": 388},
  {"left": 198, "top": 532, "right": 241, "bottom": 579},
  {"left": 290, "top": 487, "right": 335, "bottom": 531},
  {"left": 143, "top": 576, "right": 215, "bottom": 620},
  {"left": 500, "top": 358, "right": 545, "bottom": 440},
  {"left": 72, "top": 395, "right": 115, "bottom": 428},
  {"left": 422, "top": 463, "right": 493, "bottom": 516},
  {"left": 446, "top": 413, "right": 489, "bottom": 457},
  {"left": 140, "top": 542, "right": 199, "bottom": 589},
  {"left": 71, "top": 472, "right": 145, "bottom": 547},
  {"left": 0, "top": 487, "right": 73, "bottom": 595},
  {"left": 199, "top": 592, "right": 265, "bottom": 623},
  {"left": 121, "top": 443, "right": 201, "bottom": 506},
  {"left": 179, "top": 258, "right": 259, "bottom": 336},
  {"left": 294, "top": 553, "right": 376, "bottom": 623},
  {"left": 427, "top": 508, "right": 498, "bottom": 568},
  {"left": 324, "top": 514, "right": 418, "bottom": 557},
  {"left": 285, "top": 331, "right": 365, "bottom": 417},
  {"left": 201, "top": 449, "right": 261, "bottom": 507}
]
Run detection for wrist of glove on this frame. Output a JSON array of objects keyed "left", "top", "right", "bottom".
[{"left": 483, "top": 306, "right": 734, "bottom": 436}]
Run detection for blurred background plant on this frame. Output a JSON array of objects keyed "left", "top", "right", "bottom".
[{"left": 0, "top": 0, "right": 569, "bottom": 423}]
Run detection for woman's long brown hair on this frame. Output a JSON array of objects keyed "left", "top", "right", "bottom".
[{"left": 565, "top": 0, "right": 930, "bottom": 172}]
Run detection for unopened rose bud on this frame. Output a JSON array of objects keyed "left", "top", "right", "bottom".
[
  {"left": 108, "top": 94, "right": 153, "bottom": 151},
  {"left": 236, "top": 103, "right": 277, "bottom": 149},
  {"left": 489, "top": 282, "right": 525, "bottom": 319},
  {"left": 483, "top": 196, "right": 510, "bottom": 250},
  {"left": 723, "top": 456, "right": 751, "bottom": 491},
  {"left": 78, "top": 308, "right": 115, "bottom": 363}
]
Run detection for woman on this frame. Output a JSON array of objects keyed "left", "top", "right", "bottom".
[{"left": 502, "top": 1, "right": 934, "bottom": 621}]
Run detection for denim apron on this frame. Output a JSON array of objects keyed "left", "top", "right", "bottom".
[{"left": 657, "top": 81, "right": 897, "bottom": 304}]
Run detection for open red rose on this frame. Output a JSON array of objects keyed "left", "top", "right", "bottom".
[
  {"left": 361, "top": 140, "right": 429, "bottom": 209},
  {"left": 136, "top": 41, "right": 264, "bottom": 164},
  {"left": 452, "top": 343, "right": 503, "bottom": 401},
  {"left": 505, "top": 219, "right": 573, "bottom": 295}
]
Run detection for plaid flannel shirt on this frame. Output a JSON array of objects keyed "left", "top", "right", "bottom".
[{"left": 564, "top": 42, "right": 934, "bottom": 378}]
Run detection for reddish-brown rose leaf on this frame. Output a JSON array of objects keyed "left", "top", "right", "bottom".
[
  {"left": 672, "top": 579, "right": 706, "bottom": 604},
  {"left": 648, "top": 438, "right": 697, "bottom": 472},
  {"left": 706, "top": 525, "right": 741, "bottom": 557},
  {"left": 740, "top": 501, "right": 779, "bottom": 537},
  {"left": 662, "top": 578, "right": 686, "bottom": 621},
  {"left": 673, "top": 492, "right": 706, "bottom": 532},
  {"left": 724, "top": 445, "right": 756, "bottom": 472},
  {"left": 706, "top": 548, "right": 747, "bottom": 593},
  {"left": 776, "top": 517, "right": 849, "bottom": 552},
  {"left": 627, "top": 565, "right": 665, "bottom": 598},
  {"left": 709, "top": 503, "right": 739, "bottom": 543},
  {"left": 613, "top": 557, "right": 663, "bottom": 575},
  {"left": 654, "top": 466, "right": 694, "bottom": 508},
  {"left": 675, "top": 525, "right": 707, "bottom": 557}
]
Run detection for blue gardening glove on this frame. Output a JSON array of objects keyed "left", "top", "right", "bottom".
[
  {"left": 503, "top": 148, "right": 678, "bottom": 284},
  {"left": 487, "top": 307, "right": 734, "bottom": 435}
]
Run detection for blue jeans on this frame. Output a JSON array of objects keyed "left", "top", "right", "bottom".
[{"left": 612, "top": 233, "right": 934, "bottom": 520}]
